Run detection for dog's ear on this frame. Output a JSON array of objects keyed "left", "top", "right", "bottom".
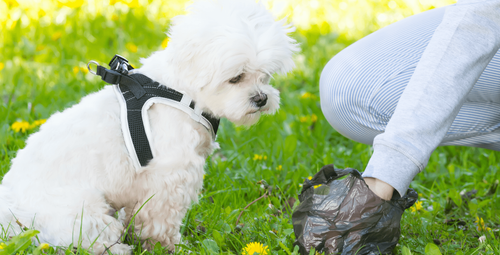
[{"left": 163, "top": 0, "right": 300, "bottom": 90}]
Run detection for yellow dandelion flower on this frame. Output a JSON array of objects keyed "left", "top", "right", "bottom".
[
  {"left": 242, "top": 242, "right": 268, "bottom": 255},
  {"left": 5, "top": 0, "right": 19, "bottom": 7},
  {"left": 39, "top": 243, "right": 50, "bottom": 250},
  {"left": 126, "top": 42, "right": 138, "bottom": 53},
  {"left": 33, "top": 119, "right": 47, "bottom": 127},
  {"left": 311, "top": 114, "right": 318, "bottom": 123},
  {"left": 7, "top": 20, "right": 17, "bottom": 30},
  {"left": 110, "top": 0, "right": 138, "bottom": 7},
  {"left": 276, "top": 165, "right": 282, "bottom": 171},
  {"left": 52, "top": 32, "right": 62, "bottom": 41},
  {"left": 73, "top": 66, "right": 79, "bottom": 75},
  {"left": 57, "top": 0, "right": 84, "bottom": 8},
  {"left": 476, "top": 217, "right": 492, "bottom": 232},
  {"left": 0, "top": 62, "right": 4, "bottom": 71},
  {"left": 80, "top": 66, "right": 89, "bottom": 74},
  {"left": 410, "top": 201, "right": 423, "bottom": 212},
  {"left": 122, "top": 0, "right": 139, "bottom": 8},
  {"left": 11, "top": 121, "right": 31, "bottom": 133},
  {"left": 299, "top": 116, "right": 308, "bottom": 123},
  {"left": 161, "top": 38, "right": 169, "bottom": 48},
  {"left": 36, "top": 45, "right": 46, "bottom": 51},
  {"left": 253, "top": 154, "right": 266, "bottom": 161},
  {"left": 38, "top": 9, "right": 46, "bottom": 17},
  {"left": 111, "top": 14, "right": 119, "bottom": 21},
  {"left": 307, "top": 176, "right": 312, "bottom": 180},
  {"left": 301, "top": 92, "right": 317, "bottom": 99},
  {"left": 0, "top": 242, "right": 5, "bottom": 249}
]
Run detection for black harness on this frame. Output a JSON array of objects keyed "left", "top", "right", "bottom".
[{"left": 88, "top": 55, "right": 220, "bottom": 168}]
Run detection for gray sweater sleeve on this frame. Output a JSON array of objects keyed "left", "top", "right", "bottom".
[{"left": 362, "top": 0, "right": 500, "bottom": 196}]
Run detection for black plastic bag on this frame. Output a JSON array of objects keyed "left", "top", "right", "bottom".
[{"left": 292, "top": 164, "right": 418, "bottom": 255}]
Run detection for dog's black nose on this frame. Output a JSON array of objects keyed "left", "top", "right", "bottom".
[{"left": 252, "top": 93, "right": 268, "bottom": 107}]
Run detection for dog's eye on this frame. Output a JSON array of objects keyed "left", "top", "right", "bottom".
[{"left": 229, "top": 74, "right": 244, "bottom": 84}]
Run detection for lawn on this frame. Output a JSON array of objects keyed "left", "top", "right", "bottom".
[{"left": 1, "top": 0, "right": 499, "bottom": 254}]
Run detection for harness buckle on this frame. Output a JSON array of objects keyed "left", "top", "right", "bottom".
[{"left": 109, "top": 54, "right": 134, "bottom": 74}]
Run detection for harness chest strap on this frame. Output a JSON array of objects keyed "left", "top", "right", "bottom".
[{"left": 91, "top": 61, "right": 220, "bottom": 171}]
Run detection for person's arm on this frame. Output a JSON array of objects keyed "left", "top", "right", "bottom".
[{"left": 363, "top": 0, "right": 500, "bottom": 197}]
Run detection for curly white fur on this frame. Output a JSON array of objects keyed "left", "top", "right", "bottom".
[{"left": 0, "top": 0, "right": 298, "bottom": 253}]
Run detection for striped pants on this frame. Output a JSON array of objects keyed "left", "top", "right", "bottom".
[{"left": 320, "top": 6, "right": 500, "bottom": 151}]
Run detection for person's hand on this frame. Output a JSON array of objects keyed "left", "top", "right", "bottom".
[
  {"left": 292, "top": 165, "right": 418, "bottom": 255},
  {"left": 364, "top": 177, "right": 394, "bottom": 200}
]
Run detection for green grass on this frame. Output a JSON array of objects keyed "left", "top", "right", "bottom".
[{"left": 1, "top": 2, "right": 499, "bottom": 255}]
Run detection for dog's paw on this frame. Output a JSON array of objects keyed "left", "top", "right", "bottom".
[
  {"left": 109, "top": 243, "right": 133, "bottom": 255},
  {"left": 92, "top": 242, "right": 132, "bottom": 255}
]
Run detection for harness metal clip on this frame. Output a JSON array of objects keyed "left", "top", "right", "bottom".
[{"left": 87, "top": 61, "right": 100, "bottom": 76}]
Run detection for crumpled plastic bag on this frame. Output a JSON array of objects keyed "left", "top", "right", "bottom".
[{"left": 292, "top": 164, "right": 418, "bottom": 255}]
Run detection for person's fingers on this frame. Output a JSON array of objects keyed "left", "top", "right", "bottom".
[{"left": 364, "top": 177, "right": 395, "bottom": 200}]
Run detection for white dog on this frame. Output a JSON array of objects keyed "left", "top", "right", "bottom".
[{"left": 0, "top": 0, "right": 297, "bottom": 253}]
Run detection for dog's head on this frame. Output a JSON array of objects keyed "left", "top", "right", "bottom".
[{"left": 144, "top": 0, "right": 299, "bottom": 126}]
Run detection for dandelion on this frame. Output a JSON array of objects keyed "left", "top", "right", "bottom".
[
  {"left": 7, "top": 20, "right": 17, "bottom": 30},
  {"left": 32, "top": 119, "right": 46, "bottom": 127},
  {"left": 301, "top": 92, "right": 317, "bottom": 99},
  {"left": 0, "top": 242, "right": 5, "bottom": 249},
  {"left": 5, "top": 0, "right": 19, "bottom": 7},
  {"left": 242, "top": 242, "right": 268, "bottom": 255},
  {"left": 252, "top": 154, "right": 267, "bottom": 161},
  {"left": 410, "top": 201, "right": 423, "bottom": 212},
  {"left": 51, "top": 31, "right": 62, "bottom": 41},
  {"left": 29, "top": 119, "right": 46, "bottom": 129},
  {"left": 476, "top": 217, "right": 491, "bottom": 231},
  {"left": 122, "top": 0, "right": 139, "bottom": 8},
  {"left": 311, "top": 114, "right": 318, "bottom": 123},
  {"left": 307, "top": 176, "right": 322, "bottom": 188},
  {"left": 111, "top": 14, "right": 119, "bottom": 21},
  {"left": 80, "top": 66, "right": 89, "bottom": 74},
  {"left": 126, "top": 42, "right": 138, "bottom": 53},
  {"left": 57, "top": 0, "right": 84, "bottom": 8},
  {"left": 299, "top": 114, "right": 318, "bottom": 123},
  {"left": 11, "top": 120, "right": 31, "bottom": 133},
  {"left": 110, "top": 0, "right": 138, "bottom": 7},
  {"left": 38, "top": 9, "right": 46, "bottom": 17},
  {"left": 0, "top": 62, "right": 4, "bottom": 71},
  {"left": 73, "top": 66, "right": 79, "bottom": 75},
  {"left": 39, "top": 243, "right": 50, "bottom": 250},
  {"left": 276, "top": 165, "right": 282, "bottom": 171},
  {"left": 161, "top": 38, "right": 169, "bottom": 48}
]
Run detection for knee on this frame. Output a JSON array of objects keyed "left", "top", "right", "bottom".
[{"left": 319, "top": 61, "right": 381, "bottom": 145}]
